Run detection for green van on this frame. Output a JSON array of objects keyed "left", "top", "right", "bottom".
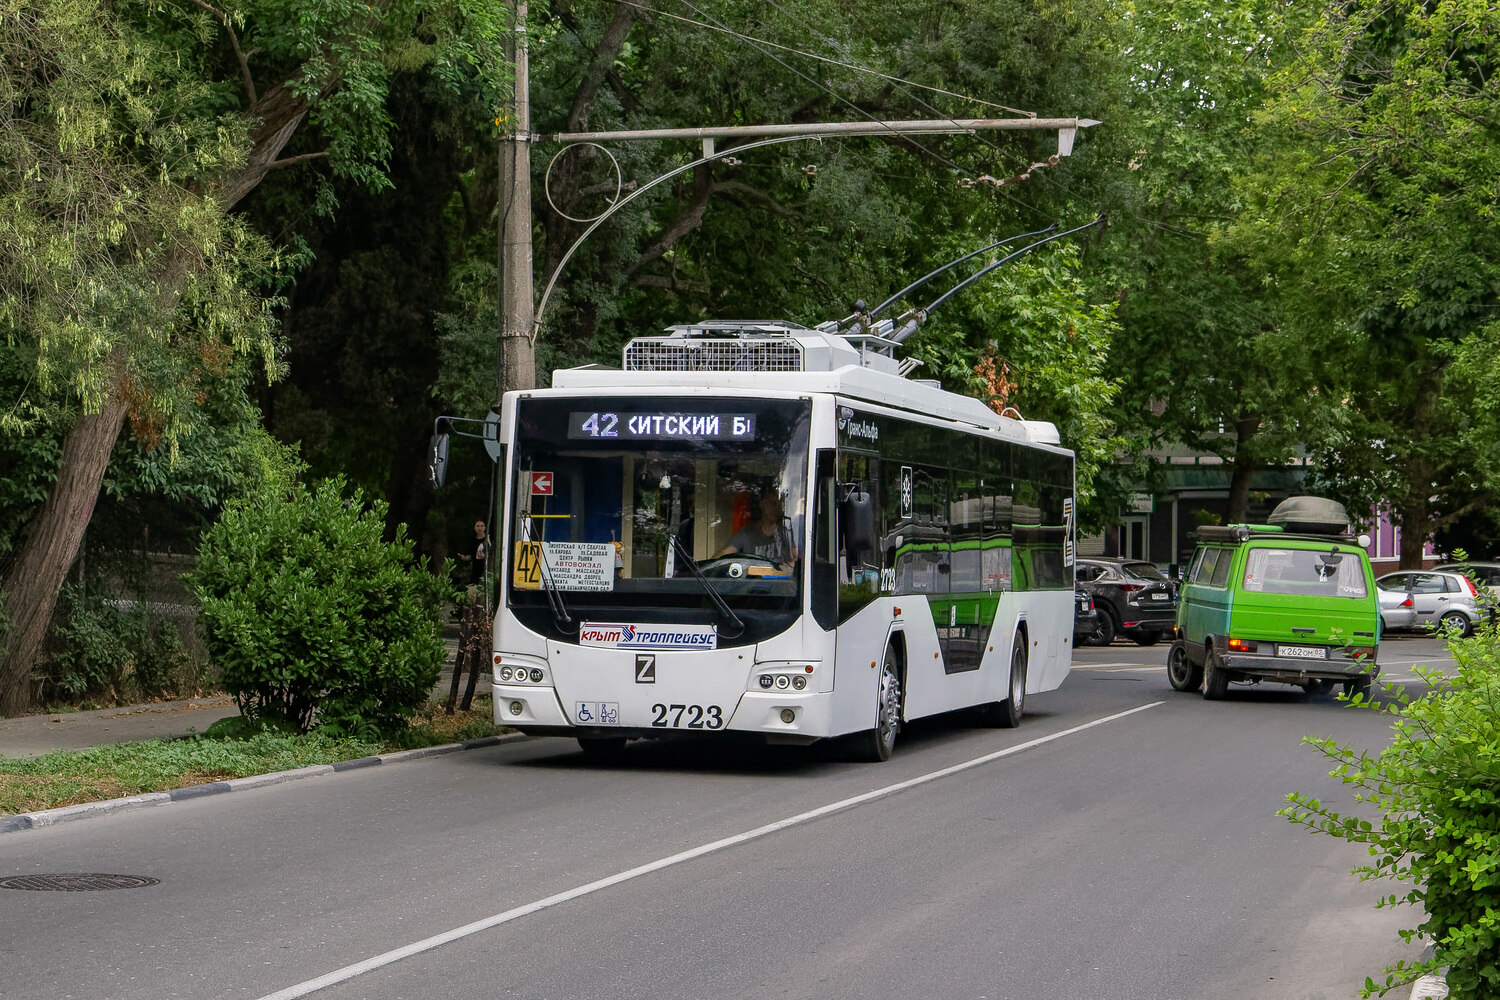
[{"left": 1167, "top": 497, "right": 1380, "bottom": 700}]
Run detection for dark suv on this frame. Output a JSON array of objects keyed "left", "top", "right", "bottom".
[{"left": 1075, "top": 556, "right": 1177, "bottom": 646}]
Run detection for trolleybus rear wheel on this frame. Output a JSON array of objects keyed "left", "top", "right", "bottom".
[{"left": 979, "top": 632, "right": 1027, "bottom": 728}]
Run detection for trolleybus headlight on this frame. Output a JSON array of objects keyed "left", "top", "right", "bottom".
[
  {"left": 792, "top": 675, "right": 807, "bottom": 690},
  {"left": 774, "top": 674, "right": 790, "bottom": 690},
  {"left": 529, "top": 668, "right": 544, "bottom": 683},
  {"left": 509, "top": 700, "right": 524, "bottom": 716},
  {"left": 759, "top": 675, "right": 774, "bottom": 689},
  {"left": 779, "top": 709, "right": 796, "bottom": 724},
  {"left": 499, "top": 666, "right": 514, "bottom": 681}
]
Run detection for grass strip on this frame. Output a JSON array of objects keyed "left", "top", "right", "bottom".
[{"left": 0, "top": 699, "right": 503, "bottom": 816}]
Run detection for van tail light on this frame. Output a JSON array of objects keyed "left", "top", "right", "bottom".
[
  {"left": 1227, "top": 638, "right": 1258, "bottom": 653},
  {"left": 1343, "top": 646, "right": 1376, "bottom": 661}
]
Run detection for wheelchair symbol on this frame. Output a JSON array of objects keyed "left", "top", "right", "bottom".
[{"left": 575, "top": 702, "right": 595, "bottom": 723}]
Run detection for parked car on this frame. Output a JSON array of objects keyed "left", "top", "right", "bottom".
[
  {"left": 1375, "top": 570, "right": 1488, "bottom": 637},
  {"left": 1377, "top": 585, "right": 1418, "bottom": 631},
  {"left": 1073, "top": 588, "right": 1099, "bottom": 646},
  {"left": 1432, "top": 561, "right": 1500, "bottom": 596},
  {"left": 1169, "top": 496, "right": 1381, "bottom": 700},
  {"left": 1075, "top": 556, "right": 1177, "bottom": 645}
]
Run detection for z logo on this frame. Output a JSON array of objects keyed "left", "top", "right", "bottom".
[{"left": 635, "top": 654, "right": 656, "bottom": 684}]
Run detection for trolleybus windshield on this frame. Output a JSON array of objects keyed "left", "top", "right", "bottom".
[{"left": 508, "top": 397, "right": 811, "bottom": 613}]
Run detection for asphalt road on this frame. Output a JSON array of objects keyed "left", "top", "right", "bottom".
[{"left": 0, "top": 634, "right": 1454, "bottom": 1000}]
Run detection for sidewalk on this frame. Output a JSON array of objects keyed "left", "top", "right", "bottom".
[
  {"left": 0, "top": 625, "right": 485, "bottom": 759},
  {"left": 0, "top": 696, "right": 241, "bottom": 758}
]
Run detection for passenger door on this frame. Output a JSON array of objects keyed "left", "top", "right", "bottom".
[{"left": 1406, "top": 573, "right": 1451, "bottom": 626}]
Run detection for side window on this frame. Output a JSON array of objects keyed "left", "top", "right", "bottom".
[
  {"left": 1412, "top": 574, "right": 1446, "bottom": 595},
  {"left": 1377, "top": 574, "right": 1408, "bottom": 592},
  {"left": 837, "top": 451, "right": 880, "bottom": 620},
  {"left": 1186, "top": 547, "right": 1207, "bottom": 583},
  {"left": 1209, "top": 549, "right": 1234, "bottom": 588},
  {"left": 1076, "top": 564, "right": 1102, "bottom": 583},
  {"left": 1196, "top": 548, "right": 1221, "bottom": 585}
]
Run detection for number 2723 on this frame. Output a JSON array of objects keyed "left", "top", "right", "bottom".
[{"left": 650, "top": 704, "right": 723, "bottom": 729}]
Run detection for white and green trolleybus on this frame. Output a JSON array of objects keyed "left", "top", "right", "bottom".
[{"left": 489, "top": 320, "right": 1076, "bottom": 760}]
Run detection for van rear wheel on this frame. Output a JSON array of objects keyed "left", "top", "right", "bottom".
[{"left": 1202, "top": 649, "right": 1230, "bottom": 700}]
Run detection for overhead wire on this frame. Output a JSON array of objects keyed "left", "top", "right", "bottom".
[
  {"left": 605, "top": 0, "right": 1036, "bottom": 118},
  {"left": 752, "top": 0, "right": 1179, "bottom": 243},
  {"left": 668, "top": 0, "right": 969, "bottom": 174},
  {"left": 757, "top": 0, "right": 1055, "bottom": 220}
]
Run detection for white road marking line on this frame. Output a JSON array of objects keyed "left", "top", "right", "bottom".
[
  {"left": 254, "top": 702, "right": 1164, "bottom": 1000},
  {"left": 1071, "top": 662, "right": 1139, "bottom": 669},
  {"left": 1073, "top": 663, "right": 1166, "bottom": 672}
]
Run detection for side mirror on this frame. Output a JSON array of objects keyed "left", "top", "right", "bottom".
[
  {"left": 427, "top": 432, "right": 450, "bottom": 489},
  {"left": 841, "top": 489, "right": 876, "bottom": 562}
]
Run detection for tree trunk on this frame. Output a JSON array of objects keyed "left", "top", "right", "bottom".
[
  {"left": 1, "top": 395, "right": 130, "bottom": 715},
  {"left": 1399, "top": 506, "right": 1430, "bottom": 570},
  {"left": 1224, "top": 414, "right": 1261, "bottom": 525}
]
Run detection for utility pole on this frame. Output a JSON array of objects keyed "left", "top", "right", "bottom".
[
  {"left": 498, "top": 0, "right": 535, "bottom": 396},
  {"left": 498, "top": 3, "right": 1098, "bottom": 396}
]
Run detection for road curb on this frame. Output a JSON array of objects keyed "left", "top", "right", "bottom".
[
  {"left": 0, "top": 733, "right": 525, "bottom": 835},
  {"left": 1409, "top": 942, "right": 1448, "bottom": 999}
]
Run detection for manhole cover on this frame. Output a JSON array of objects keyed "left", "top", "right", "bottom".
[{"left": 0, "top": 873, "right": 160, "bottom": 892}]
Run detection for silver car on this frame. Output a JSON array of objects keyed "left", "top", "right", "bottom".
[
  {"left": 1376, "top": 585, "right": 1418, "bottom": 631},
  {"left": 1432, "top": 561, "right": 1500, "bottom": 596},
  {"left": 1375, "top": 570, "right": 1489, "bottom": 637}
]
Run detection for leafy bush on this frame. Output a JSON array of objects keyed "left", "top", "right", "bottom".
[
  {"left": 189, "top": 478, "right": 453, "bottom": 738},
  {"left": 1283, "top": 629, "right": 1500, "bottom": 997},
  {"left": 46, "top": 590, "right": 196, "bottom": 704}
]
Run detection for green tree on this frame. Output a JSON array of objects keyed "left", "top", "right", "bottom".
[
  {"left": 1233, "top": 0, "right": 1500, "bottom": 567},
  {"left": 903, "top": 243, "right": 1123, "bottom": 519},
  {"left": 1101, "top": 0, "right": 1333, "bottom": 525},
  {"left": 0, "top": 0, "right": 508, "bottom": 715}
]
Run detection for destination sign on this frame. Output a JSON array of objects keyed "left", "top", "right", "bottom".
[{"left": 568, "top": 411, "right": 756, "bottom": 441}]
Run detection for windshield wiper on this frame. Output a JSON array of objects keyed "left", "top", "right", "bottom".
[
  {"left": 523, "top": 514, "right": 574, "bottom": 632},
  {"left": 672, "top": 533, "right": 745, "bottom": 638}
]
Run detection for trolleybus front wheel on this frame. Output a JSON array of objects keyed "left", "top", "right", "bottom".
[
  {"left": 577, "top": 736, "right": 627, "bottom": 761},
  {"left": 850, "top": 646, "right": 901, "bottom": 762}
]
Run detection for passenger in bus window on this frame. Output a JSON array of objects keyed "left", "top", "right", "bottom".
[{"left": 715, "top": 489, "right": 797, "bottom": 570}]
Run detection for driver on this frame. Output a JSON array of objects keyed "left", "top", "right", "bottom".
[{"left": 715, "top": 489, "right": 797, "bottom": 570}]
